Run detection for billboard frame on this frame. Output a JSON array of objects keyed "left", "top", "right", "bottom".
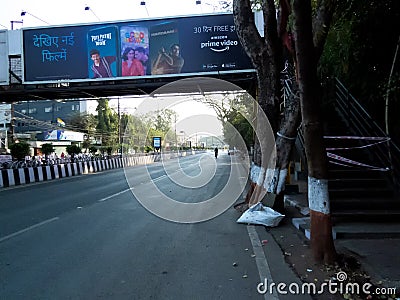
[{"left": 21, "top": 12, "right": 255, "bottom": 85}]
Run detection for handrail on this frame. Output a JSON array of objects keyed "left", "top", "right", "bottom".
[
  {"left": 334, "top": 77, "right": 400, "bottom": 188},
  {"left": 335, "top": 79, "right": 389, "bottom": 137},
  {"left": 292, "top": 77, "right": 400, "bottom": 188}
]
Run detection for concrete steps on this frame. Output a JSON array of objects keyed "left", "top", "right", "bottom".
[{"left": 292, "top": 217, "right": 400, "bottom": 239}]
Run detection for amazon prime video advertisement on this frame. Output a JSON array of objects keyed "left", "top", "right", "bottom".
[{"left": 22, "top": 13, "right": 253, "bottom": 83}]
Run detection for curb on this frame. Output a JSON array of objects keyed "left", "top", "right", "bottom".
[
  {"left": 291, "top": 217, "right": 338, "bottom": 240},
  {"left": 284, "top": 196, "right": 310, "bottom": 216}
]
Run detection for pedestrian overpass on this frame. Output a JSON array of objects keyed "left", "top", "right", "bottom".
[
  {"left": 1, "top": 62, "right": 256, "bottom": 103},
  {"left": 0, "top": 13, "right": 258, "bottom": 103}
]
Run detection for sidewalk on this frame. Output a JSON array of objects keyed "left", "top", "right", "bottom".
[{"left": 273, "top": 178, "right": 400, "bottom": 298}]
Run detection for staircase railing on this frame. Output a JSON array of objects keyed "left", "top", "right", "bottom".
[{"left": 334, "top": 77, "right": 400, "bottom": 188}]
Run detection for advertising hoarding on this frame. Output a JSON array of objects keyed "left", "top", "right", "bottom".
[
  {"left": 42, "top": 130, "right": 84, "bottom": 141},
  {"left": 22, "top": 13, "right": 253, "bottom": 83}
]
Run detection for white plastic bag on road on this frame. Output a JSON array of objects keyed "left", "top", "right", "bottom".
[{"left": 236, "top": 202, "right": 285, "bottom": 227}]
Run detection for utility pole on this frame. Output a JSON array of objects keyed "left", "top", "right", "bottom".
[
  {"left": 51, "top": 101, "right": 56, "bottom": 124},
  {"left": 11, "top": 102, "right": 15, "bottom": 143},
  {"left": 174, "top": 114, "right": 177, "bottom": 151},
  {"left": 0, "top": 107, "right": 9, "bottom": 150},
  {"left": 118, "top": 97, "right": 122, "bottom": 156}
]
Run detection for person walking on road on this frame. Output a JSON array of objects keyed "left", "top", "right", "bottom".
[{"left": 214, "top": 147, "right": 218, "bottom": 159}]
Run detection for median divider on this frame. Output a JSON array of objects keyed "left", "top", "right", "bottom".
[{"left": 0, "top": 150, "right": 202, "bottom": 189}]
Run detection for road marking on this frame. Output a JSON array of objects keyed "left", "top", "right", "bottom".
[
  {"left": 0, "top": 217, "right": 59, "bottom": 243},
  {"left": 104, "top": 155, "right": 225, "bottom": 198},
  {"left": 247, "top": 225, "right": 280, "bottom": 300},
  {"left": 98, "top": 188, "right": 132, "bottom": 202},
  {"left": 152, "top": 175, "right": 167, "bottom": 182}
]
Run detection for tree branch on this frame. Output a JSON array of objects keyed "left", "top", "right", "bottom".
[
  {"left": 233, "top": 0, "right": 265, "bottom": 66},
  {"left": 312, "top": 0, "right": 337, "bottom": 59}
]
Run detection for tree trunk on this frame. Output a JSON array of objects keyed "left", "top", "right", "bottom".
[
  {"left": 234, "top": 0, "right": 286, "bottom": 208},
  {"left": 270, "top": 72, "right": 301, "bottom": 213},
  {"left": 293, "top": 0, "right": 336, "bottom": 264}
]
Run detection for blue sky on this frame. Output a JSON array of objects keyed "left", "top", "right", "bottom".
[{"left": 0, "top": 0, "right": 230, "bottom": 30}]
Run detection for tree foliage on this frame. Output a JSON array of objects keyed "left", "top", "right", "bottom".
[
  {"left": 96, "top": 98, "right": 118, "bottom": 148},
  {"left": 89, "top": 146, "right": 97, "bottom": 155},
  {"left": 41, "top": 143, "right": 55, "bottom": 156},
  {"left": 320, "top": 0, "right": 400, "bottom": 132},
  {"left": 121, "top": 113, "right": 149, "bottom": 153},
  {"left": 119, "top": 109, "right": 177, "bottom": 153},
  {"left": 9, "top": 142, "right": 30, "bottom": 160},
  {"left": 69, "top": 111, "right": 97, "bottom": 136},
  {"left": 66, "top": 144, "right": 81, "bottom": 156},
  {"left": 197, "top": 92, "right": 254, "bottom": 150},
  {"left": 143, "top": 109, "right": 177, "bottom": 150},
  {"left": 223, "top": 112, "right": 253, "bottom": 150}
]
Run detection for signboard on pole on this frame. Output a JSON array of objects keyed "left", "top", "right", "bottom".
[
  {"left": 22, "top": 13, "right": 253, "bottom": 83},
  {"left": 153, "top": 136, "right": 161, "bottom": 150}
]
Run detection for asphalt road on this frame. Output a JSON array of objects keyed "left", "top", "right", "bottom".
[{"left": 0, "top": 152, "right": 277, "bottom": 299}]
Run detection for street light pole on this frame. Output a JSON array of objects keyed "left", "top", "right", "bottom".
[
  {"left": 10, "top": 20, "right": 23, "bottom": 30},
  {"left": 118, "top": 97, "right": 122, "bottom": 156},
  {"left": 174, "top": 114, "right": 177, "bottom": 151},
  {"left": 84, "top": 6, "right": 101, "bottom": 21},
  {"left": 140, "top": 1, "right": 150, "bottom": 17},
  {"left": 11, "top": 102, "right": 15, "bottom": 142},
  {"left": 20, "top": 11, "right": 50, "bottom": 25}
]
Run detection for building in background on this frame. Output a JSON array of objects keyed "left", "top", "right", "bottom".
[
  {"left": 13, "top": 99, "right": 87, "bottom": 134},
  {"left": 10, "top": 99, "right": 89, "bottom": 156}
]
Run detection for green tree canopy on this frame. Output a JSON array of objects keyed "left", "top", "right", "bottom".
[
  {"left": 10, "top": 142, "right": 31, "bottom": 160},
  {"left": 68, "top": 111, "right": 97, "bottom": 136},
  {"left": 320, "top": 0, "right": 399, "bottom": 132},
  {"left": 143, "top": 109, "right": 177, "bottom": 149},
  {"left": 66, "top": 144, "right": 81, "bottom": 156},
  {"left": 196, "top": 92, "right": 254, "bottom": 151},
  {"left": 41, "top": 143, "right": 55, "bottom": 157},
  {"left": 96, "top": 98, "right": 118, "bottom": 149}
]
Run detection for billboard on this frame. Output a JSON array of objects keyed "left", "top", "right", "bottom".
[
  {"left": 22, "top": 13, "right": 253, "bottom": 83},
  {"left": 42, "top": 130, "right": 84, "bottom": 141}
]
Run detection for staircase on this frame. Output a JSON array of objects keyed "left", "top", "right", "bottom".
[{"left": 322, "top": 78, "right": 400, "bottom": 221}]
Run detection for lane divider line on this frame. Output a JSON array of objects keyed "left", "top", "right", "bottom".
[
  {"left": 152, "top": 175, "right": 167, "bottom": 183},
  {"left": 0, "top": 217, "right": 60, "bottom": 243},
  {"left": 98, "top": 188, "right": 133, "bottom": 202},
  {"left": 1, "top": 169, "right": 195, "bottom": 243}
]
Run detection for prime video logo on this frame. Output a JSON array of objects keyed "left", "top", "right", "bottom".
[{"left": 257, "top": 271, "right": 396, "bottom": 296}]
